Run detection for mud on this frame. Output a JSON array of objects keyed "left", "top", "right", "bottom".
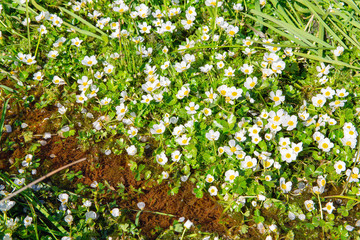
[{"left": 0, "top": 99, "right": 246, "bottom": 239}]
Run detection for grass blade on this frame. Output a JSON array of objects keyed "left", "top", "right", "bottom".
[
  {"left": 250, "top": 9, "right": 333, "bottom": 48},
  {"left": 341, "top": 0, "right": 360, "bottom": 15},
  {"left": 293, "top": 52, "right": 360, "bottom": 70},
  {"left": 58, "top": 7, "right": 108, "bottom": 38},
  {"left": 0, "top": 85, "right": 15, "bottom": 93},
  {"left": 298, "top": 0, "right": 348, "bottom": 49},
  {"left": 30, "top": 0, "right": 104, "bottom": 41},
  {"left": 0, "top": 98, "right": 10, "bottom": 138},
  {"left": 241, "top": 12, "right": 315, "bottom": 50}
]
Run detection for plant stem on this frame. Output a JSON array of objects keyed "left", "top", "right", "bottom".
[
  {"left": 180, "top": 227, "right": 187, "bottom": 240},
  {"left": 34, "top": 33, "right": 42, "bottom": 58},
  {"left": 26, "top": 0, "right": 31, "bottom": 54}
]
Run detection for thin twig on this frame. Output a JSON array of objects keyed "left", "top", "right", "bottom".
[{"left": 0, "top": 157, "right": 87, "bottom": 204}]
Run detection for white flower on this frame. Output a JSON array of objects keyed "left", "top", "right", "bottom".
[
  {"left": 311, "top": 94, "right": 326, "bottom": 107},
  {"left": 185, "top": 102, "right": 199, "bottom": 114},
  {"left": 64, "top": 215, "right": 73, "bottom": 224},
  {"left": 137, "top": 202, "right": 145, "bottom": 210},
  {"left": 241, "top": 156, "right": 257, "bottom": 170},
  {"left": 104, "top": 64, "right": 115, "bottom": 74},
  {"left": 205, "top": 174, "right": 215, "bottom": 183},
  {"left": 244, "top": 77, "right": 257, "bottom": 89},
  {"left": 334, "top": 160, "right": 346, "bottom": 174},
  {"left": 225, "top": 169, "right": 239, "bottom": 183},
  {"left": 156, "top": 152, "right": 168, "bottom": 165},
  {"left": 279, "top": 177, "right": 292, "bottom": 193},
  {"left": 316, "top": 63, "right": 332, "bottom": 78},
  {"left": 126, "top": 145, "right": 137, "bottom": 156},
  {"left": 323, "top": 202, "right": 335, "bottom": 214},
  {"left": 85, "top": 211, "right": 97, "bottom": 221},
  {"left": 81, "top": 55, "right": 98, "bottom": 67},
  {"left": 90, "top": 181, "right": 98, "bottom": 188},
  {"left": 38, "top": 25, "right": 47, "bottom": 34},
  {"left": 270, "top": 90, "right": 285, "bottom": 106},
  {"left": 176, "top": 135, "right": 191, "bottom": 145},
  {"left": 224, "top": 67, "right": 235, "bottom": 77},
  {"left": 141, "top": 94, "right": 154, "bottom": 104},
  {"left": 47, "top": 50, "right": 58, "bottom": 59},
  {"left": 100, "top": 97, "right": 111, "bottom": 105},
  {"left": 33, "top": 71, "right": 43, "bottom": 81},
  {"left": 0, "top": 200, "right": 16, "bottom": 212},
  {"left": 205, "top": 130, "right": 220, "bottom": 141},
  {"left": 240, "top": 64, "right": 253, "bottom": 75},
  {"left": 304, "top": 200, "right": 315, "bottom": 211},
  {"left": 162, "top": 171, "right": 169, "bottom": 179},
  {"left": 14, "top": 178, "right": 25, "bottom": 186},
  {"left": 111, "top": 208, "right": 120, "bottom": 217},
  {"left": 71, "top": 37, "right": 83, "bottom": 47},
  {"left": 58, "top": 193, "right": 69, "bottom": 204},
  {"left": 76, "top": 93, "right": 88, "bottom": 104},
  {"left": 184, "top": 220, "right": 193, "bottom": 229},
  {"left": 208, "top": 186, "right": 218, "bottom": 196},
  {"left": 318, "top": 138, "right": 334, "bottom": 152},
  {"left": 171, "top": 150, "right": 182, "bottom": 162},
  {"left": 336, "top": 88, "right": 349, "bottom": 98},
  {"left": 24, "top": 54, "right": 36, "bottom": 65},
  {"left": 24, "top": 216, "right": 33, "bottom": 228},
  {"left": 138, "top": 22, "right": 151, "bottom": 34},
  {"left": 150, "top": 123, "right": 166, "bottom": 135},
  {"left": 333, "top": 46, "right": 344, "bottom": 57}
]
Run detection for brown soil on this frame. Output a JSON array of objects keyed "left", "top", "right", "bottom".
[{"left": 0, "top": 98, "right": 248, "bottom": 239}]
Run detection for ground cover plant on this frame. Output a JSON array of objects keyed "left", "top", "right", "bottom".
[{"left": 0, "top": 0, "right": 360, "bottom": 239}]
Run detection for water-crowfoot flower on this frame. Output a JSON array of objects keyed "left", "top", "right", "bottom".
[
  {"left": 323, "top": 202, "right": 335, "bottom": 214},
  {"left": 185, "top": 102, "right": 199, "bottom": 114},
  {"left": 137, "top": 202, "right": 145, "bottom": 210},
  {"left": 225, "top": 169, "right": 239, "bottom": 183},
  {"left": 76, "top": 93, "right": 88, "bottom": 104},
  {"left": 184, "top": 219, "right": 193, "bottom": 229},
  {"left": 240, "top": 64, "right": 254, "bottom": 75},
  {"left": 316, "top": 63, "right": 332, "bottom": 78},
  {"left": 208, "top": 186, "right": 218, "bottom": 196},
  {"left": 64, "top": 215, "right": 73, "bottom": 224},
  {"left": 22, "top": 154, "right": 33, "bottom": 167},
  {"left": 205, "top": 130, "right": 220, "bottom": 141},
  {"left": 304, "top": 200, "right": 315, "bottom": 211},
  {"left": 270, "top": 90, "right": 285, "bottom": 106},
  {"left": 176, "top": 135, "right": 191, "bottom": 146},
  {"left": 156, "top": 152, "right": 168, "bottom": 165},
  {"left": 14, "top": 178, "right": 25, "bottom": 186},
  {"left": 241, "top": 156, "right": 257, "bottom": 170},
  {"left": 171, "top": 150, "right": 182, "bottom": 162},
  {"left": 33, "top": 71, "right": 44, "bottom": 81},
  {"left": 126, "top": 145, "right": 137, "bottom": 156},
  {"left": 23, "top": 216, "right": 33, "bottom": 228},
  {"left": 111, "top": 208, "right": 120, "bottom": 217},
  {"left": 151, "top": 123, "right": 166, "bottom": 135},
  {"left": 279, "top": 177, "right": 292, "bottom": 193},
  {"left": 58, "top": 193, "right": 69, "bottom": 204},
  {"left": 82, "top": 55, "right": 98, "bottom": 67},
  {"left": 85, "top": 211, "right": 97, "bottom": 222},
  {"left": 24, "top": 54, "right": 36, "bottom": 65},
  {"left": 333, "top": 46, "right": 344, "bottom": 56},
  {"left": 318, "top": 138, "right": 334, "bottom": 152},
  {"left": 71, "top": 37, "right": 83, "bottom": 47}
]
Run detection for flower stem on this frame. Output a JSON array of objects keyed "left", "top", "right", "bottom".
[
  {"left": 26, "top": 0, "right": 31, "bottom": 54},
  {"left": 34, "top": 33, "right": 42, "bottom": 58}
]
